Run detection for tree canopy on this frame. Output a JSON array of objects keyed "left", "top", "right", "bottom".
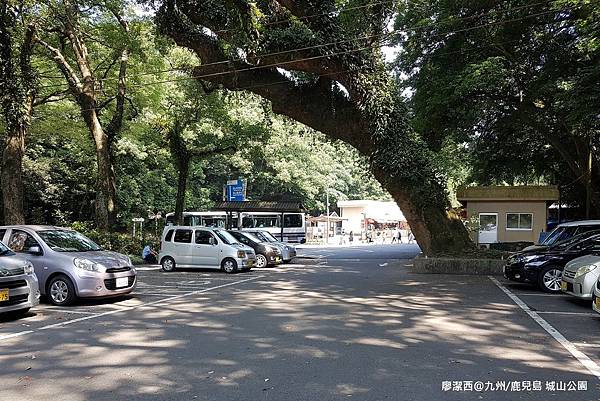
[{"left": 0, "top": 0, "right": 598, "bottom": 256}]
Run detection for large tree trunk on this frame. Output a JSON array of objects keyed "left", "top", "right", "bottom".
[
  {"left": 1, "top": 96, "right": 32, "bottom": 225},
  {"left": 81, "top": 108, "right": 117, "bottom": 230},
  {"left": 0, "top": 10, "right": 35, "bottom": 225},
  {"left": 373, "top": 166, "right": 472, "bottom": 254},
  {"left": 35, "top": 3, "right": 130, "bottom": 232},
  {"left": 174, "top": 157, "right": 189, "bottom": 226},
  {"left": 157, "top": 2, "right": 475, "bottom": 255}
]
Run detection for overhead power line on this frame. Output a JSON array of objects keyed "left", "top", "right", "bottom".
[{"left": 37, "top": 0, "right": 560, "bottom": 89}]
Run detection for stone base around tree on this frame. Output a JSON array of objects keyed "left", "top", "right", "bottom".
[{"left": 410, "top": 256, "right": 506, "bottom": 275}]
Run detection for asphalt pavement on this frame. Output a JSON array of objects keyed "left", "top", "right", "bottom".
[{"left": 0, "top": 244, "right": 599, "bottom": 401}]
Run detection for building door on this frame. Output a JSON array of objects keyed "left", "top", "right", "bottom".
[{"left": 478, "top": 213, "right": 498, "bottom": 244}]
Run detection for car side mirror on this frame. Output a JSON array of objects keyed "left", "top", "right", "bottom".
[{"left": 28, "top": 246, "right": 42, "bottom": 255}]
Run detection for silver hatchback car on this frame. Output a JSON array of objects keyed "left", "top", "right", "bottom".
[
  {"left": 0, "top": 226, "right": 136, "bottom": 306},
  {"left": 0, "top": 241, "right": 40, "bottom": 315}
]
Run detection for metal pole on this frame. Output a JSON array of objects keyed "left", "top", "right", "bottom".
[
  {"left": 280, "top": 212, "right": 284, "bottom": 242},
  {"left": 586, "top": 136, "right": 593, "bottom": 218},
  {"left": 326, "top": 191, "right": 330, "bottom": 245}
]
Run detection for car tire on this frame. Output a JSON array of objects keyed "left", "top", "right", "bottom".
[
  {"left": 221, "top": 258, "right": 238, "bottom": 274},
  {"left": 538, "top": 265, "right": 563, "bottom": 293},
  {"left": 48, "top": 275, "right": 76, "bottom": 306},
  {"left": 255, "top": 254, "right": 268, "bottom": 268},
  {"left": 161, "top": 256, "right": 176, "bottom": 272}
]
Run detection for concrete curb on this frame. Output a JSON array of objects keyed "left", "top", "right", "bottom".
[{"left": 411, "top": 257, "right": 505, "bottom": 275}]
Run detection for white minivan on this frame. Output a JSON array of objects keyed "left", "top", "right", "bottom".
[{"left": 158, "top": 226, "right": 256, "bottom": 273}]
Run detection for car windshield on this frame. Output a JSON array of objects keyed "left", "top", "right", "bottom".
[
  {"left": 0, "top": 241, "right": 14, "bottom": 256},
  {"left": 552, "top": 230, "right": 600, "bottom": 250},
  {"left": 214, "top": 230, "right": 238, "bottom": 245},
  {"left": 250, "top": 231, "right": 270, "bottom": 242},
  {"left": 243, "top": 232, "right": 263, "bottom": 243},
  {"left": 260, "top": 231, "right": 278, "bottom": 242},
  {"left": 541, "top": 226, "right": 577, "bottom": 246},
  {"left": 37, "top": 230, "right": 103, "bottom": 252}
]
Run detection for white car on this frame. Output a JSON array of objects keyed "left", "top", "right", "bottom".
[
  {"left": 158, "top": 226, "right": 256, "bottom": 273},
  {"left": 592, "top": 278, "right": 600, "bottom": 314},
  {"left": 561, "top": 255, "right": 600, "bottom": 300},
  {"left": 0, "top": 240, "right": 40, "bottom": 315}
]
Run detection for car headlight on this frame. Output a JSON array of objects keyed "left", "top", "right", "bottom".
[
  {"left": 523, "top": 255, "right": 539, "bottom": 263},
  {"left": 237, "top": 250, "right": 246, "bottom": 258},
  {"left": 574, "top": 264, "right": 597, "bottom": 279},
  {"left": 23, "top": 261, "right": 34, "bottom": 275},
  {"left": 74, "top": 258, "right": 106, "bottom": 273}
]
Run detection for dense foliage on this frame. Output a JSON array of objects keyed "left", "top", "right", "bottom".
[
  {"left": 1, "top": 0, "right": 598, "bottom": 256},
  {"left": 394, "top": 0, "right": 599, "bottom": 212},
  {"left": 2, "top": 65, "right": 389, "bottom": 226}
]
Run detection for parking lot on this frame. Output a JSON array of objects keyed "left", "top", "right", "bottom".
[{"left": 1, "top": 244, "right": 599, "bottom": 401}]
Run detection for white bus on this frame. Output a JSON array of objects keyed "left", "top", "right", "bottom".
[
  {"left": 165, "top": 211, "right": 306, "bottom": 243},
  {"left": 166, "top": 211, "right": 228, "bottom": 228}
]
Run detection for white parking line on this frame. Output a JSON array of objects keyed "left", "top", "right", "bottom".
[
  {"left": 512, "top": 293, "right": 570, "bottom": 297},
  {"left": 37, "top": 308, "right": 96, "bottom": 315},
  {"left": 536, "top": 311, "right": 598, "bottom": 317},
  {"left": 0, "top": 275, "right": 263, "bottom": 342},
  {"left": 490, "top": 276, "right": 600, "bottom": 380}
]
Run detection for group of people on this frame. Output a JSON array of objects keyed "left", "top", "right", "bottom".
[{"left": 338, "top": 227, "right": 415, "bottom": 245}]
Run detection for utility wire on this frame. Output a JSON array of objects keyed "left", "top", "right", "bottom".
[
  {"left": 41, "top": 33, "right": 569, "bottom": 116},
  {"left": 37, "top": 0, "right": 561, "bottom": 89}
]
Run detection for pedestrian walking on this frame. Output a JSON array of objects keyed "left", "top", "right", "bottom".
[
  {"left": 397, "top": 228, "right": 402, "bottom": 244},
  {"left": 408, "top": 229, "right": 415, "bottom": 244},
  {"left": 391, "top": 227, "right": 398, "bottom": 243},
  {"left": 349, "top": 231, "right": 354, "bottom": 244}
]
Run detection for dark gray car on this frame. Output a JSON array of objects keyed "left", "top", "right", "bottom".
[
  {"left": 245, "top": 230, "right": 297, "bottom": 263},
  {"left": 227, "top": 231, "right": 282, "bottom": 268},
  {"left": 0, "top": 226, "right": 136, "bottom": 306}
]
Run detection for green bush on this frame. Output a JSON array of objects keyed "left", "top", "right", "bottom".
[{"left": 70, "top": 221, "right": 160, "bottom": 263}]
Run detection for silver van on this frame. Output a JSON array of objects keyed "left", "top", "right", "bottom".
[
  {"left": 0, "top": 240, "right": 39, "bottom": 315},
  {"left": 0, "top": 226, "right": 136, "bottom": 306},
  {"left": 159, "top": 226, "right": 256, "bottom": 273}
]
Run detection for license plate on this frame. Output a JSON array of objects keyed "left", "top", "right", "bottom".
[
  {"left": 0, "top": 288, "right": 8, "bottom": 302},
  {"left": 596, "top": 297, "right": 600, "bottom": 310},
  {"left": 115, "top": 277, "right": 129, "bottom": 288},
  {"left": 560, "top": 281, "right": 567, "bottom": 291},
  {"left": 275, "top": 257, "right": 281, "bottom": 262}
]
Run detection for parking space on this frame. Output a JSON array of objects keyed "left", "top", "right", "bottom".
[
  {"left": 494, "top": 277, "right": 600, "bottom": 369},
  {"left": 1, "top": 249, "right": 600, "bottom": 400},
  {"left": 0, "top": 267, "right": 264, "bottom": 340}
]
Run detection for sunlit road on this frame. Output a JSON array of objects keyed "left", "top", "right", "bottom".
[{"left": 0, "top": 245, "right": 599, "bottom": 401}]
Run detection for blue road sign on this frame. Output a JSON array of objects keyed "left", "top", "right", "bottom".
[{"left": 226, "top": 179, "right": 245, "bottom": 201}]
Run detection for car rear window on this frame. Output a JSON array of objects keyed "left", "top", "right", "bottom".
[
  {"left": 164, "top": 229, "right": 174, "bottom": 242},
  {"left": 174, "top": 229, "right": 192, "bottom": 243}
]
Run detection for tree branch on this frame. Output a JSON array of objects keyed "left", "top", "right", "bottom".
[
  {"left": 34, "top": 36, "right": 83, "bottom": 95},
  {"left": 104, "top": 7, "right": 130, "bottom": 138},
  {"left": 190, "top": 145, "right": 237, "bottom": 159},
  {"left": 33, "top": 90, "right": 69, "bottom": 106}
]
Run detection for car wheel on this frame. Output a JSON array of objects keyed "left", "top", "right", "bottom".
[
  {"left": 48, "top": 275, "right": 76, "bottom": 306},
  {"left": 161, "top": 257, "right": 176, "bottom": 272},
  {"left": 538, "top": 266, "right": 563, "bottom": 293},
  {"left": 221, "top": 258, "right": 238, "bottom": 274},
  {"left": 255, "top": 254, "right": 268, "bottom": 268}
]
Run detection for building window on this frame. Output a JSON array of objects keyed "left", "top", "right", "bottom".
[{"left": 506, "top": 213, "right": 533, "bottom": 230}]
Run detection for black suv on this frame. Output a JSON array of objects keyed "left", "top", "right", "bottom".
[{"left": 503, "top": 230, "right": 600, "bottom": 293}]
